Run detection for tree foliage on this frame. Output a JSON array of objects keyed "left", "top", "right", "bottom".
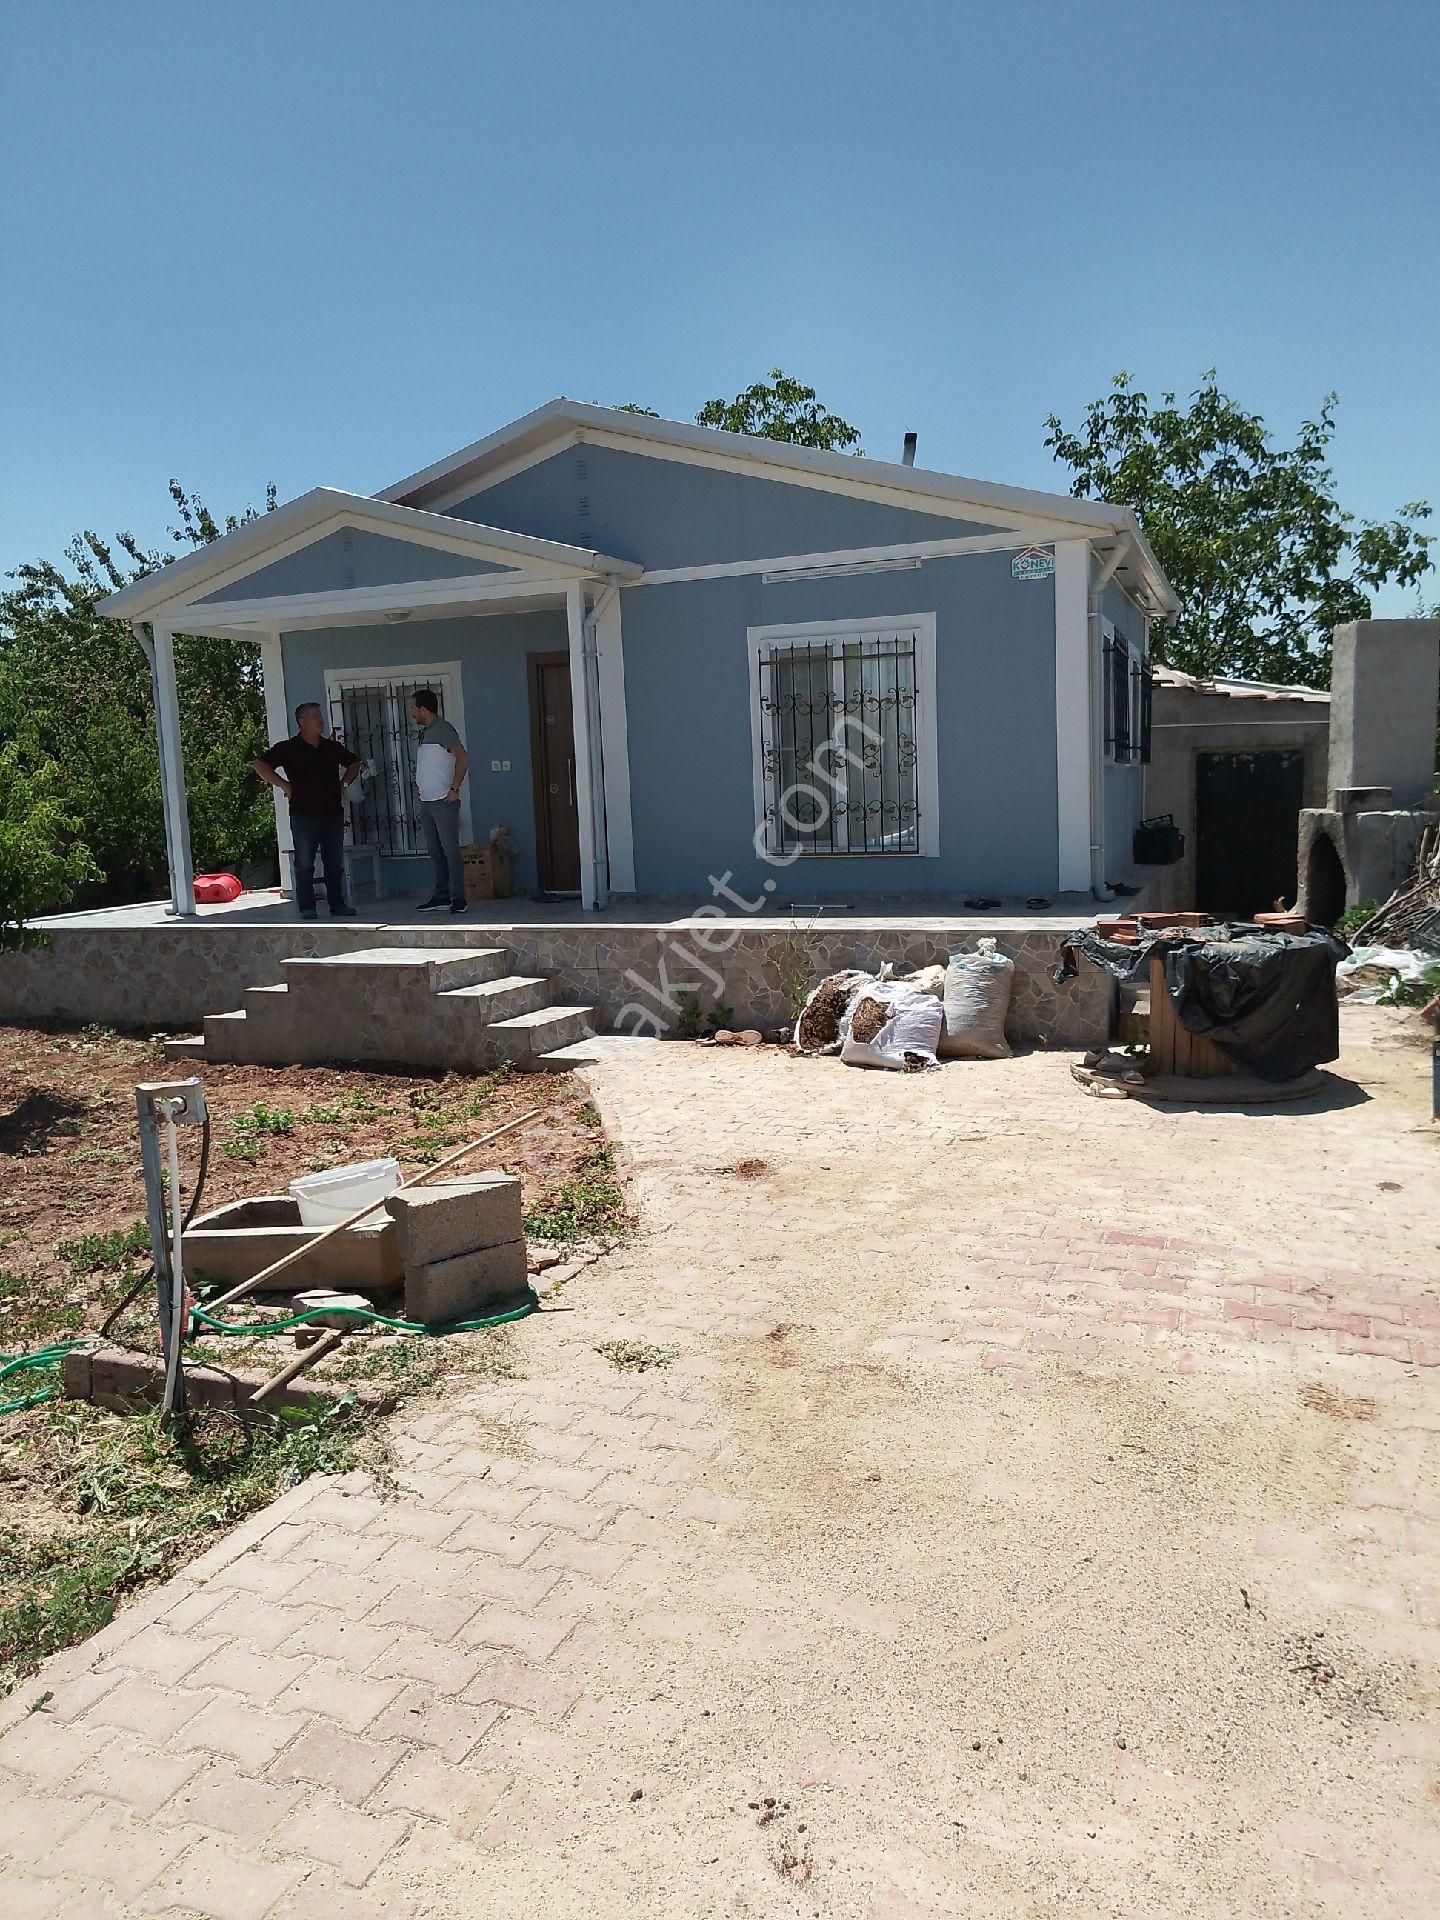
[
  {"left": 0, "top": 482, "right": 278, "bottom": 933},
  {"left": 621, "top": 371, "right": 862, "bottom": 451},
  {"left": 0, "top": 677, "right": 98, "bottom": 952},
  {"left": 1045, "top": 372, "right": 1433, "bottom": 684}
]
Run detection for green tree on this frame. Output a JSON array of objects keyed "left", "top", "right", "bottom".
[
  {"left": 621, "top": 372, "right": 863, "bottom": 451},
  {"left": 1044, "top": 372, "right": 1433, "bottom": 684},
  {"left": 0, "top": 677, "right": 99, "bottom": 950},
  {"left": 0, "top": 482, "right": 278, "bottom": 919}
]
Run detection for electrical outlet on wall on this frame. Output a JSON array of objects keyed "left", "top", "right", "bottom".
[
  {"left": 490, "top": 759, "right": 501, "bottom": 772},
  {"left": 501, "top": 760, "right": 511, "bottom": 771}
]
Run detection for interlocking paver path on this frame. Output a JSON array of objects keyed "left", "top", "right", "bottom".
[{"left": 2, "top": 1010, "right": 1437, "bottom": 1918}]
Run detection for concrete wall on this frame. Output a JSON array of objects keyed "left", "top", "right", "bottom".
[
  {"left": 0, "top": 920, "right": 1114, "bottom": 1050},
  {"left": 446, "top": 442, "right": 995, "bottom": 569},
  {"left": 198, "top": 528, "right": 510, "bottom": 604},
  {"left": 618, "top": 546, "right": 1060, "bottom": 897},
  {"left": 1141, "top": 680, "right": 1329, "bottom": 912},
  {"left": 1328, "top": 619, "right": 1440, "bottom": 808},
  {"left": 279, "top": 608, "right": 568, "bottom": 895}
]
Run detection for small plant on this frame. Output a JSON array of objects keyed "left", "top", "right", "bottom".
[
  {"left": 58, "top": 1219, "right": 150, "bottom": 1274},
  {"left": 1378, "top": 962, "right": 1440, "bottom": 1009},
  {"left": 675, "top": 990, "right": 706, "bottom": 1039},
  {"left": 222, "top": 1102, "right": 296, "bottom": 1162},
  {"left": 523, "top": 1144, "right": 629, "bottom": 1248},
  {"left": 1335, "top": 899, "right": 1378, "bottom": 941},
  {"left": 708, "top": 1002, "right": 735, "bottom": 1034},
  {"left": 595, "top": 1338, "right": 675, "bottom": 1373},
  {"left": 577, "top": 1102, "right": 602, "bottom": 1128},
  {"left": 306, "top": 1090, "right": 382, "bottom": 1127}
]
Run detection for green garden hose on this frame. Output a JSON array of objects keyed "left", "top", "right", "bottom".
[
  {"left": 0, "top": 1341, "right": 92, "bottom": 1415},
  {"left": 188, "top": 1293, "right": 539, "bottom": 1339}
]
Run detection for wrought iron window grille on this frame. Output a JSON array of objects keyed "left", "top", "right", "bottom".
[{"left": 328, "top": 678, "right": 447, "bottom": 857}]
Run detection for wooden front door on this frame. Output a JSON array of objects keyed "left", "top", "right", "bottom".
[{"left": 528, "top": 652, "right": 581, "bottom": 893}]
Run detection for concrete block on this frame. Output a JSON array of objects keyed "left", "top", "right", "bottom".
[
  {"left": 384, "top": 1175, "right": 522, "bottom": 1266},
  {"left": 404, "top": 1240, "right": 530, "bottom": 1327}
]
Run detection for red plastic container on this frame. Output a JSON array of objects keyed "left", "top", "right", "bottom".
[{"left": 193, "top": 872, "right": 243, "bottom": 905}]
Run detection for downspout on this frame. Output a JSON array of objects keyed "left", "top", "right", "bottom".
[
  {"left": 580, "top": 575, "right": 620, "bottom": 911},
  {"left": 1087, "top": 533, "right": 1131, "bottom": 901}
]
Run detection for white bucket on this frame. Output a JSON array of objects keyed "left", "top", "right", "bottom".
[{"left": 290, "top": 1157, "right": 401, "bottom": 1230}]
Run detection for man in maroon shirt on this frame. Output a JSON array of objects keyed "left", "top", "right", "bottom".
[{"left": 253, "top": 703, "right": 361, "bottom": 918}]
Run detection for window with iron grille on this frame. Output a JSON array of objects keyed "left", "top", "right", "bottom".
[
  {"left": 326, "top": 671, "right": 454, "bottom": 856},
  {"left": 1103, "top": 624, "right": 1151, "bottom": 764},
  {"left": 752, "top": 621, "right": 932, "bottom": 856}
]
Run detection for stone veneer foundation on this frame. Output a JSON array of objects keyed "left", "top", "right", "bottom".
[{"left": 0, "top": 920, "right": 1113, "bottom": 1051}]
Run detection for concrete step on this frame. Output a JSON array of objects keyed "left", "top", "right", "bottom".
[
  {"left": 162, "top": 1034, "right": 206, "bottom": 1061},
  {"left": 201, "top": 1009, "right": 249, "bottom": 1064},
  {"left": 531, "top": 1038, "right": 606, "bottom": 1072},
  {"left": 488, "top": 1005, "right": 594, "bottom": 1066},
  {"left": 435, "top": 976, "right": 551, "bottom": 1024},
  {"left": 281, "top": 946, "right": 512, "bottom": 995}
]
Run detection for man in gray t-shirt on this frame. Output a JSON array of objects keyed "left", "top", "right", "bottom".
[{"left": 410, "top": 688, "right": 471, "bottom": 913}]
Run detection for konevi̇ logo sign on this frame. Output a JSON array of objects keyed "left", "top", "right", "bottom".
[{"left": 1011, "top": 546, "right": 1055, "bottom": 581}]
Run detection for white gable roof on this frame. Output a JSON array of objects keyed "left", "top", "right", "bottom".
[
  {"left": 98, "top": 485, "right": 641, "bottom": 622},
  {"left": 379, "top": 397, "right": 1180, "bottom": 615}
]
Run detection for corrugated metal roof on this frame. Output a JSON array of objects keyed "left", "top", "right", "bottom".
[{"left": 1152, "top": 665, "right": 1330, "bottom": 704}]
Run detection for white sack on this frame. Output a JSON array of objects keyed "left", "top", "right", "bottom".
[
  {"left": 938, "top": 938, "right": 1014, "bottom": 1059},
  {"left": 1335, "top": 945, "right": 1432, "bottom": 1004},
  {"left": 794, "top": 970, "right": 876, "bottom": 1055},
  {"left": 899, "top": 963, "right": 946, "bottom": 999},
  {"left": 839, "top": 982, "right": 943, "bottom": 1072}
]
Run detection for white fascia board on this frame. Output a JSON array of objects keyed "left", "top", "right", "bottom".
[
  {"left": 379, "top": 397, "right": 1138, "bottom": 534},
  {"left": 167, "top": 572, "right": 581, "bottom": 633},
  {"left": 640, "top": 522, "right": 1097, "bottom": 588},
  {"left": 98, "top": 482, "right": 640, "bottom": 623}
]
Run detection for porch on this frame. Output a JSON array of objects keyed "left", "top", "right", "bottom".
[{"left": 4, "top": 892, "right": 1115, "bottom": 1053}]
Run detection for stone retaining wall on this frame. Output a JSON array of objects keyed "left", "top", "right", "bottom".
[{"left": 0, "top": 921, "right": 1113, "bottom": 1049}]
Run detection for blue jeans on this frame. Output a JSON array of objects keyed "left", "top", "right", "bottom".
[
  {"left": 290, "top": 812, "right": 348, "bottom": 915},
  {"left": 421, "top": 799, "right": 465, "bottom": 902}
]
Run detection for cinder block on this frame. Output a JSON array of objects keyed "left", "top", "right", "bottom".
[
  {"left": 61, "top": 1348, "right": 93, "bottom": 1400},
  {"left": 384, "top": 1175, "right": 522, "bottom": 1266},
  {"left": 404, "top": 1240, "right": 530, "bottom": 1327}
]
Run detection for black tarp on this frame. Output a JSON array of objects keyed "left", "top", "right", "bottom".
[{"left": 1054, "top": 924, "right": 1347, "bottom": 1082}]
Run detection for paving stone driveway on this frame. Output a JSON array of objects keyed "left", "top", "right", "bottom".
[{"left": 2, "top": 1013, "right": 1438, "bottom": 1918}]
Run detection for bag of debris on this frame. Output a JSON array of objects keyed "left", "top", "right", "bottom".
[
  {"left": 899, "top": 962, "right": 946, "bottom": 999},
  {"left": 839, "top": 982, "right": 943, "bottom": 1072},
  {"left": 939, "top": 938, "right": 1014, "bottom": 1059},
  {"left": 795, "top": 970, "right": 875, "bottom": 1054}
]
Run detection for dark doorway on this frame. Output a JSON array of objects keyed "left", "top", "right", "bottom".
[
  {"left": 1195, "top": 749, "right": 1305, "bottom": 919},
  {"left": 527, "top": 652, "right": 581, "bottom": 894},
  {"left": 1304, "top": 832, "right": 1348, "bottom": 927}
]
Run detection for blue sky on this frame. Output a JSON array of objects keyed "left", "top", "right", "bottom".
[{"left": 3, "top": 0, "right": 1437, "bottom": 611}]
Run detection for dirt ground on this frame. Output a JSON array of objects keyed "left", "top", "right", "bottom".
[{"left": 0, "top": 1022, "right": 606, "bottom": 1555}]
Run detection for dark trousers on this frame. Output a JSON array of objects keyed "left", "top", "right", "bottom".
[
  {"left": 420, "top": 799, "right": 466, "bottom": 902},
  {"left": 290, "top": 811, "right": 348, "bottom": 915}
]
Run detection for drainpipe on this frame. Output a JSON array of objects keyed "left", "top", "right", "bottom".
[
  {"left": 1087, "top": 533, "right": 1131, "bottom": 901},
  {"left": 580, "top": 576, "right": 620, "bottom": 911}
]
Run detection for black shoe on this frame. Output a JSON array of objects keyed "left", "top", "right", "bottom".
[
  {"left": 416, "top": 895, "right": 449, "bottom": 912},
  {"left": 448, "top": 899, "right": 468, "bottom": 916},
  {"left": 330, "top": 906, "right": 358, "bottom": 918}
]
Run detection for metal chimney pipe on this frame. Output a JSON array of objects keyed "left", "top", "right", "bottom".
[{"left": 902, "top": 432, "right": 917, "bottom": 467}]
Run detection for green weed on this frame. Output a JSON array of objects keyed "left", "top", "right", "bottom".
[
  {"left": 523, "top": 1144, "right": 629, "bottom": 1248},
  {"left": 0, "top": 1398, "right": 369, "bottom": 1693},
  {"left": 58, "top": 1220, "right": 150, "bottom": 1274},
  {"left": 223, "top": 1102, "right": 296, "bottom": 1162},
  {"left": 595, "top": 1338, "right": 674, "bottom": 1373}
]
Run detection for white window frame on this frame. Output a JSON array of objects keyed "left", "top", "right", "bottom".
[
  {"left": 322, "top": 658, "right": 471, "bottom": 852},
  {"left": 746, "top": 613, "right": 939, "bottom": 858}
]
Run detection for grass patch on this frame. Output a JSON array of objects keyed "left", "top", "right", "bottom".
[
  {"left": 0, "top": 1397, "right": 370, "bottom": 1694},
  {"left": 58, "top": 1219, "right": 150, "bottom": 1274},
  {"left": 306, "top": 1091, "right": 387, "bottom": 1127},
  {"left": 329, "top": 1327, "right": 518, "bottom": 1397},
  {"left": 523, "top": 1144, "right": 629, "bottom": 1249},
  {"left": 223, "top": 1102, "right": 297, "bottom": 1162},
  {"left": 596, "top": 1338, "right": 674, "bottom": 1373},
  {"left": 0, "top": 1270, "right": 87, "bottom": 1348}
]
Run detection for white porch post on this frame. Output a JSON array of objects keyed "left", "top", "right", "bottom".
[
  {"left": 259, "top": 630, "right": 295, "bottom": 895},
  {"left": 566, "top": 581, "right": 599, "bottom": 910},
  {"left": 137, "top": 621, "right": 197, "bottom": 917}
]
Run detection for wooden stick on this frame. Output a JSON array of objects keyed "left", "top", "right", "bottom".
[
  {"left": 203, "top": 1108, "right": 545, "bottom": 1312},
  {"left": 248, "top": 1329, "right": 346, "bottom": 1405}
]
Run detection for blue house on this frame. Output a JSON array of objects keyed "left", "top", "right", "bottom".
[{"left": 100, "top": 400, "right": 1179, "bottom": 913}]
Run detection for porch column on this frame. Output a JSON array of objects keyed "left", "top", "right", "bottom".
[
  {"left": 144, "top": 622, "right": 197, "bottom": 916},
  {"left": 566, "top": 581, "right": 600, "bottom": 910},
  {"left": 259, "top": 630, "right": 295, "bottom": 895}
]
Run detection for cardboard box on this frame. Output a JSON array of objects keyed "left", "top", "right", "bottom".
[{"left": 462, "top": 842, "right": 513, "bottom": 901}]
